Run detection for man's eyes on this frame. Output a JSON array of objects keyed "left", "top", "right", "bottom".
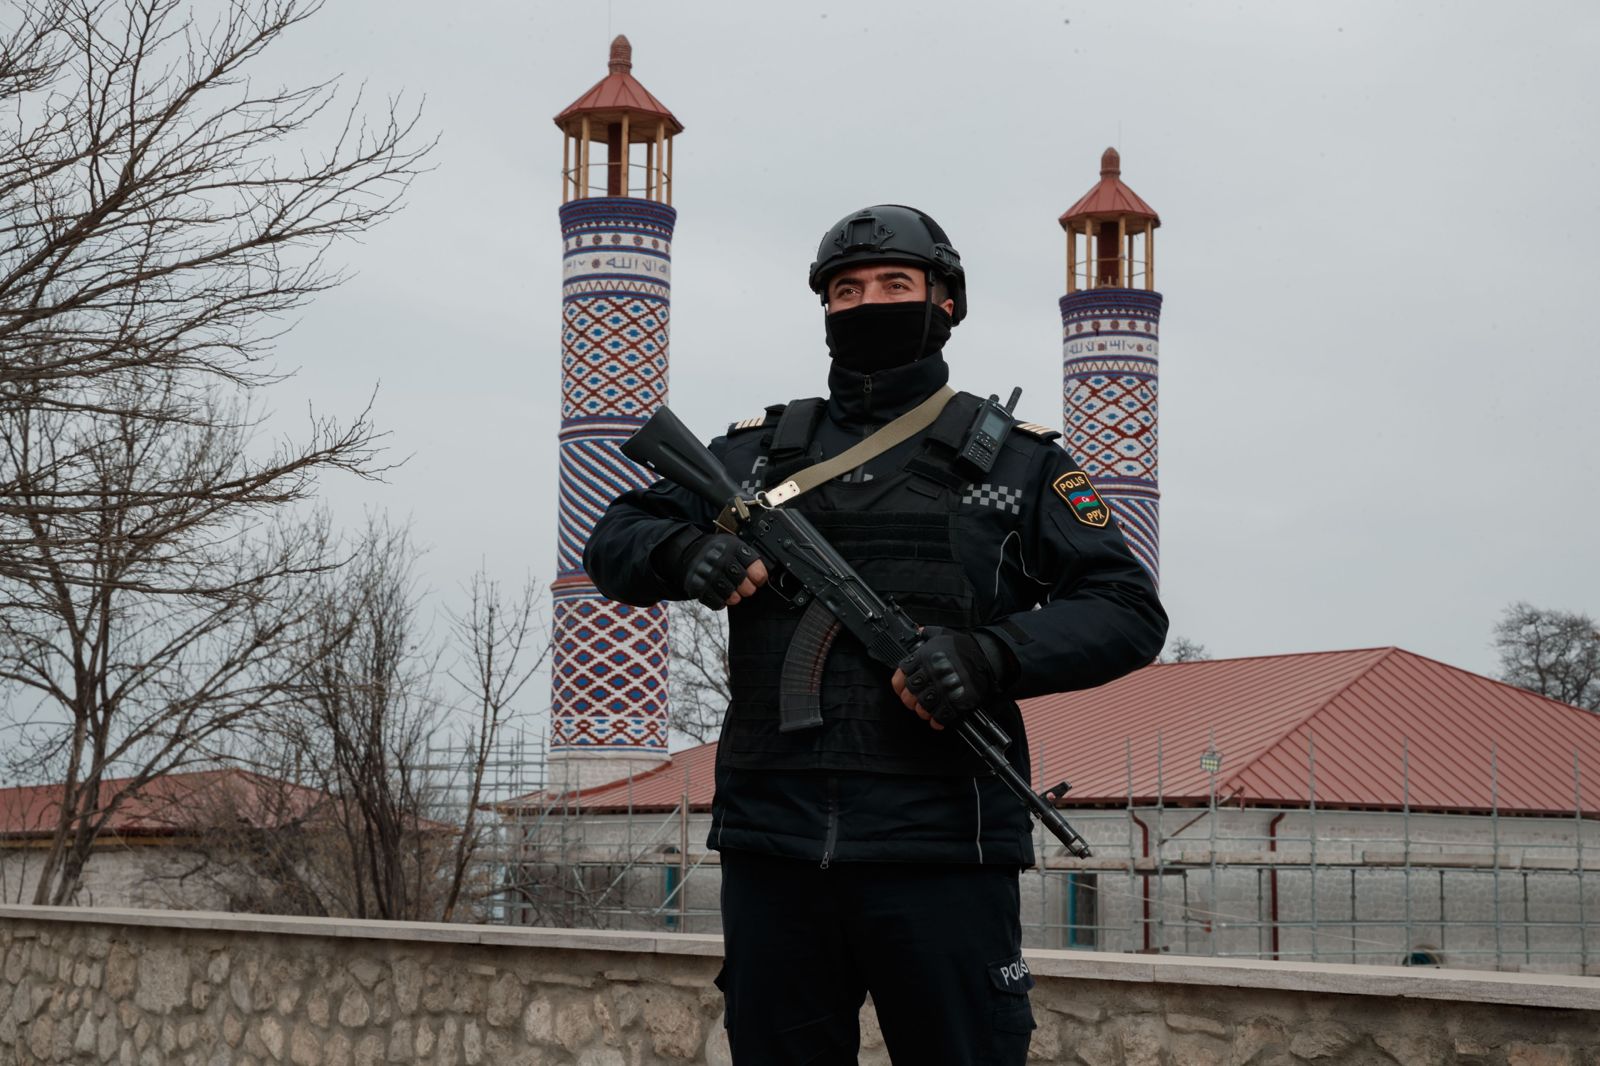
[{"left": 831, "top": 280, "right": 912, "bottom": 297}]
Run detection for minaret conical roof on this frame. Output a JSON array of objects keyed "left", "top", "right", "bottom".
[
  {"left": 554, "top": 36, "right": 684, "bottom": 135},
  {"left": 1060, "top": 148, "right": 1159, "bottom": 228}
]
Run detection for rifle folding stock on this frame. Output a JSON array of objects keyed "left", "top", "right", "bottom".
[
  {"left": 622, "top": 406, "right": 1092, "bottom": 858},
  {"left": 621, "top": 405, "right": 746, "bottom": 514}
]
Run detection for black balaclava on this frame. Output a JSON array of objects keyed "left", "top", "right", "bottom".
[{"left": 825, "top": 298, "right": 952, "bottom": 374}]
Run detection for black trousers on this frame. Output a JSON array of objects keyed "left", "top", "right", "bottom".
[{"left": 716, "top": 852, "right": 1036, "bottom": 1065}]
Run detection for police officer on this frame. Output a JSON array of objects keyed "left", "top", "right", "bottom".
[{"left": 584, "top": 205, "right": 1167, "bottom": 1065}]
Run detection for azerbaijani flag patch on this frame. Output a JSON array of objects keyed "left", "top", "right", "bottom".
[{"left": 1052, "top": 470, "right": 1110, "bottom": 528}]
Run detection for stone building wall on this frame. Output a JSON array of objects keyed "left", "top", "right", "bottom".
[
  {"left": 0, "top": 848, "right": 235, "bottom": 912},
  {"left": 3, "top": 904, "right": 1600, "bottom": 1065}
]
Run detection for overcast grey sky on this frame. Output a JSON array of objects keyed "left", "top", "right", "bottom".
[{"left": 263, "top": 0, "right": 1599, "bottom": 714}]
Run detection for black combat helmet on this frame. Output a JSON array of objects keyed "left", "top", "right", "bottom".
[{"left": 808, "top": 205, "right": 967, "bottom": 324}]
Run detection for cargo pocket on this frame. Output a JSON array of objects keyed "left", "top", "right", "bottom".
[{"left": 987, "top": 953, "right": 1036, "bottom": 1038}]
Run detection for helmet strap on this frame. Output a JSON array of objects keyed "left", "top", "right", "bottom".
[{"left": 917, "top": 269, "right": 934, "bottom": 360}]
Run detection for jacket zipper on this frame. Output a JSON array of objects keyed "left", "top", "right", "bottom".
[
  {"left": 820, "top": 775, "right": 839, "bottom": 869},
  {"left": 972, "top": 777, "right": 985, "bottom": 864}
]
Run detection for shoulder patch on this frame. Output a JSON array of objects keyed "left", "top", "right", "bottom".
[
  {"left": 1051, "top": 469, "right": 1110, "bottom": 527},
  {"left": 1014, "top": 421, "right": 1063, "bottom": 442},
  {"left": 727, "top": 405, "right": 785, "bottom": 434}
]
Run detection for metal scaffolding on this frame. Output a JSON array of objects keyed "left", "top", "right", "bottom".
[
  {"left": 482, "top": 734, "right": 1599, "bottom": 974},
  {"left": 414, "top": 726, "right": 548, "bottom": 924},
  {"left": 1014, "top": 738, "right": 1599, "bottom": 973},
  {"left": 490, "top": 765, "right": 721, "bottom": 932}
]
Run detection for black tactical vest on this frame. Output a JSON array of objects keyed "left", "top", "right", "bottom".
[{"left": 718, "top": 394, "right": 1026, "bottom": 776}]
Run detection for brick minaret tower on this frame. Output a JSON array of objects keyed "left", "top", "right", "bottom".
[
  {"left": 548, "top": 37, "right": 682, "bottom": 790},
  {"left": 1059, "top": 148, "right": 1163, "bottom": 583}
]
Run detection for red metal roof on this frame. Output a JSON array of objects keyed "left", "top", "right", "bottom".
[
  {"left": 495, "top": 743, "right": 719, "bottom": 816},
  {"left": 520, "top": 649, "right": 1600, "bottom": 817},
  {"left": 0, "top": 769, "right": 331, "bottom": 841},
  {"left": 1029, "top": 647, "right": 1600, "bottom": 814},
  {"left": 554, "top": 36, "right": 683, "bottom": 136},
  {"left": 1060, "top": 147, "right": 1160, "bottom": 228}
]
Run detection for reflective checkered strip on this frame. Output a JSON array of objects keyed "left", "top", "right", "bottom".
[
  {"left": 740, "top": 456, "right": 768, "bottom": 494},
  {"left": 960, "top": 484, "right": 1022, "bottom": 515}
]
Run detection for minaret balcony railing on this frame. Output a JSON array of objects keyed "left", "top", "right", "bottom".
[
  {"left": 561, "top": 161, "right": 673, "bottom": 204},
  {"left": 1069, "top": 255, "right": 1153, "bottom": 292}
]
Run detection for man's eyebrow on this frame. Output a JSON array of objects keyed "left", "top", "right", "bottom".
[{"left": 830, "top": 269, "right": 915, "bottom": 290}]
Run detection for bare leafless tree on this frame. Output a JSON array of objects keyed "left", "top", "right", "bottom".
[
  {"left": 0, "top": 0, "right": 430, "bottom": 905},
  {"left": 0, "top": 389, "right": 356, "bottom": 904},
  {"left": 254, "top": 520, "right": 549, "bottom": 922},
  {"left": 1494, "top": 602, "right": 1600, "bottom": 712},
  {"left": 276, "top": 517, "right": 439, "bottom": 920},
  {"left": 440, "top": 571, "right": 548, "bottom": 921},
  {"left": 0, "top": 0, "right": 428, "bottom": 422},
  {"left": 1160, "top": 636, "right": 1211, "bottom": 664},
  {"left": 1, "top": 0, "right": 430, "bottom": 577},
  {"left": 666, "top": 600, "right": 730, "bottom": 744}
]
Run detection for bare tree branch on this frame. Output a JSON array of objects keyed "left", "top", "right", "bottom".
[
  {"left": 0, "top": 0, "right": 431, "bottom": 905},
  {"left": 438, "top": 570, "right": 549, "bottom": 921},
  {"left": 1494, "top": 602, "right": 1600, "bottom": 712},
  {"left": 666, "top": 600, "right": 730, "bottom": 745},
  {"left": 1159, "top": 636, "right": 1211, "bottom": 664}
]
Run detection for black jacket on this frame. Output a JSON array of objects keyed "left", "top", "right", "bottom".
[{"left": 584, "top": 353, "right": 1167, "bottom": 865}]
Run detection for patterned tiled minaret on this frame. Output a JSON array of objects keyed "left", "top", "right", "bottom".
[
  {"left": 549, "top": 37, "right": 682, "bottom": 790},
  {"left": 1059, "top": 148, "right": 1163, "bottom": 583}
]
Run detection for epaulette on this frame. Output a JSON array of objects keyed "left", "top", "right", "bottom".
[
  {"left": 727, "top": 404, "right": 786, "bottom": 434},
  {"left": 1013, "top": 421, "right": 1063, "bottom": 443}
]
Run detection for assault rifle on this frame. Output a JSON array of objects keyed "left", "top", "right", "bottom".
[{"left": 621, "top": 406, "right": 1092, "bottom": 858}]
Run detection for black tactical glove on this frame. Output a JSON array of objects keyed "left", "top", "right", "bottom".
[
  {"left": 896, "top": 627, "right": 1012, "bottom": 728},
  {"left": 657, "top": 531, "right": 761, "bottom": 610}
]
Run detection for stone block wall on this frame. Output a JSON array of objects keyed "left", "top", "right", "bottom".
[{"left": 3, "top": 905, "right": 1599, "bottom": 1065}]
